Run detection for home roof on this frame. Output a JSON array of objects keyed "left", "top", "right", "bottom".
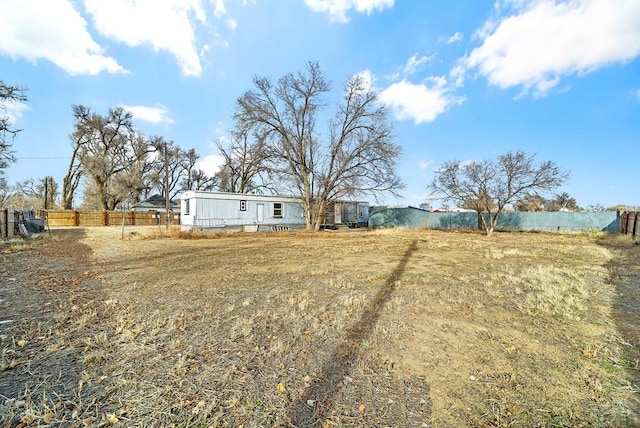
[{"left": 134, "top": 194, "right": 180, "bottom": 208}]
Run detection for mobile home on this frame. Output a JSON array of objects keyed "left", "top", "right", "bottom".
[{"left": 180, "top": 191, "right": 306, "bottom": 231}]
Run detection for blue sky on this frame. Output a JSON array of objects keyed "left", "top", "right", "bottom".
[{"left": 1, "top": 0, "right": 639, "bottom": 208}]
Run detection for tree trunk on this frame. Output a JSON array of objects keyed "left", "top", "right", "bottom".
[
  {"left": 487, "top": 212, "right": 502, "bottom": 237},
  {"left": 62, "top": 177, "right": 74, "bottom": 210},
  {"left": 302, "top": 200, "right": 313, "bottom": 230}
]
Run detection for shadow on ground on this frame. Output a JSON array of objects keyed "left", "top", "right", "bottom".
[
  {"left": 0, "top": 229, "right": 109, "bottom": 425},
  {"left": 286, "top": 239, "right": 432, "bottom": 427}
]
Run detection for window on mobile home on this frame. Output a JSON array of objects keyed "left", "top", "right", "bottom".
[
  {"left": 183, "top": 199, "right": 190, "bottom": 216},
  {"left": 273, "top": 202, "right": 283, "bottom": 218}
]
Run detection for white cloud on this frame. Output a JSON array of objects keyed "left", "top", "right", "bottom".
[
  {"left": 305, "top": 0, "right": 394, "bottom": 23},
  {"left": 419, "top": 160, "right": 433, "bottom": 169},
  {"left": 196, "top": 154, "right": 225, "bottom": 176},
  {"left": 465, "top": 0, "right": 640, "bottom": 97},
  {"left": 0, "top": 0, "right": 125, "bottom": 75},
  {"left": 84, "top": 0, "right": 208, "bottom": 77},
  {"left": 379, "top": 77, "right": 465, "bottom": 124},
  {"left": 354, "top": 69, "right": 375, "bottom": 92},
  {"left": 449, "top": 62, "right": 466, "bottom": 88},
  {"left": 385, "top": 53, "right": 433, "bottom": 81},
  {"left": 634, "top": 89, "right": 640, "bottom": 100},
  {"left": 403, "top": 54, "right": 431, "bottom": 76},
  {"left": 212, "top": 0, "right": 227, "bottom": 18},
  {"left": 121, "top": 104, "right": 174, "bottom": 124},
  {"left": 227, "top": 18, "right": 238, "bottom": 31},
  {"left": 447, "top": 31, "right": 462, "bottom": 44},
  {"left": 1, "top": 99, "right": 29, "bottom": 124}
]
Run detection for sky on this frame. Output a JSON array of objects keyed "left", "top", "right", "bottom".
[{"left": 0, "top": 0, "right": 639, "bottom": 209}]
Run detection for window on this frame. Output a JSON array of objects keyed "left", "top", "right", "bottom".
[
  {"left": 240, "top": 200, "right": 247, "bottom": 211},
  {"left": 273, "top": 202, "right": 283, "bottom": 218},
  {"left": 183, "top": 199, "right": 190, "bottom": 216}
]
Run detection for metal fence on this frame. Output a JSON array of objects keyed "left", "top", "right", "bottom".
[
  {"left": 369, "top": 207, "right": 621, "bottom": 233},
  {"left": 1, "top": 209, "right": 46, "bottom": 238}
]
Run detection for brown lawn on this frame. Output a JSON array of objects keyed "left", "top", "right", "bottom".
[{"left": 1, "top": 226, "right": 638, "bottom": 427}]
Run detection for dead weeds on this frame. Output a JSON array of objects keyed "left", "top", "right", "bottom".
[{"left": 0, "top": 227, "right": 638, "bottom": 427}]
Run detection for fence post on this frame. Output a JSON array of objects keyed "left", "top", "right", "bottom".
[
  {"left": 131, "top": 211, "right": 136, "bottom": 226},
  {"left": 102, "top": 211, "right": 108, "bottom": 226},
  {"left": 74, "top": 210, "right": 79, "bottom": 226},
  {"left": 2, "top": 208, "right": 7, "bottom": 238},
  {"left": 626, "top": 212, "right": 631, "bottom": 234},
  {"left": 633, "top": 212, "right": 639, "bottom": 239}
]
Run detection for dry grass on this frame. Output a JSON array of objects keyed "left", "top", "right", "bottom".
[{"left": 0, "top": 226, "right": 638, "bottom": 427}]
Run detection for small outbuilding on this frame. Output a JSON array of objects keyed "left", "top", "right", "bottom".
[
  {"left": 324, "top": 201, "right": 370, "bottom": 227},
  {"left": 133, "top": 194, "right": 181, "bottom": 213},
  {"left": 180, "top": 190, "right": 306, "bottom": 232}
]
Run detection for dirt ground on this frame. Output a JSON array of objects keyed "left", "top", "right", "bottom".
[{"left": 0, "top": 226, "right": 638, "bottom": 427}]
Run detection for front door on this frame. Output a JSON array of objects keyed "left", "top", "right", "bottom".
[{"left": 257, "top": 203, "right": 264, "bottom": 223}]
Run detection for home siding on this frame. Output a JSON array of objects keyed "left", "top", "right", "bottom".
[{"left": 180, "top": 191, "right": 305, "bottom": 230}]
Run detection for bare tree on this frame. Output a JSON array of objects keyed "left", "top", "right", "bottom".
[
  {"left": 180, "top": 147, "right": 218, "bottom": 192},
  {"left": 516, "top": 191, "right": 579, "bottom": 212},
  {"left": 42, "top": 176, "right": 58, "bottom": 209},
  {"left": 547, "top": 192, "right": 580, "bottom": 212},
  {"left": 215, "top": 133, "right": 272, "bottom": 194},
  {"left": 429, "top": 150, "right": 569, "bottom": 236},
  {"left": 189, "top": 168, "right": 218, "bottom": 191},
  {"left": 234, "top": 61, "right": 403, "bottom": 230},
  {"left": 79, "top": 180, "right": 102, "bottom": 211},
  {"left": 180, "top": 148, "right": 200, "bottom": 190},
  {"left": 0, "top": 80, "right": 27, "bottom": 170},
  {"left": 114, "top": 132, "right": 157, "bottom": 208},
  {"left": 180, "top": 148, "right": 218, "bottom": 192},
  {"left": 14, "top": 178, "right": 40, "bottom": 199},
  {"left": 62, "top": 136, "right": 84, "bottom": 209},
  {"left": 0, "top": 174, "right": 12, "bottom": 207},
  {"left": 69, "top": 105, "right": 155, "bottom": 211},
  {"left": 514, "top": 192, "right": 547, "bottom": 212},
  {"left": 146, "top": 138, "right": 193, "bottom": 200},
  {"left": 7, "top": 177, "right": 58, "bottom": 209}
]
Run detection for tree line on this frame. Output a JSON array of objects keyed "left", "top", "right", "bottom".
[
  {"left": 2, "top": 62, "right": 406, "bottom": 231},
  {"left": 60, "top": 104, "right": 220, "bottom": 211},
  {"left": 1, "top": 64, "right": 585, "bottom": 233}
]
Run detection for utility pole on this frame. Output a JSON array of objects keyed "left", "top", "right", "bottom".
[
  {"left": 44, "top": 176, "right": 49, "bottom": 210},
  {"left": 164, "top": 142, "right": 170, "bottom": 230}
]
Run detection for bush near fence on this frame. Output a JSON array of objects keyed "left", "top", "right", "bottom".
[{"left": 43, "top": 210, "right": 180, "bottom": 227}]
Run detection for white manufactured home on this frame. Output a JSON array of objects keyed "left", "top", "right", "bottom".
[{"left": 180, "top": 190, "right": 306, "bottom": 231}]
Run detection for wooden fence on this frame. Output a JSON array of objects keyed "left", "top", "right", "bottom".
[
  {"left": 43, "top": 210, "right": 180, "bottom": 227},
  {"left": 620, "top": 211, "right": 639, "bottom": 242},
  {"left": 1, "top": 208, "right": 13, "bottom": 238}
]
